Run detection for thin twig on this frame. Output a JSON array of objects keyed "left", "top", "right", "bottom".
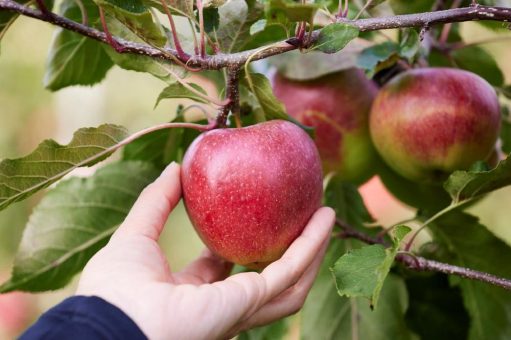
[
  {"left": 160, "top": 0, "right": 190, "bottom": 61},
  {"left": 335, "top": 219, "right": 511, "bottom": 291}
]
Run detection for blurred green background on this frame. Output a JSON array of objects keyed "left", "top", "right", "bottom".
[{"left": 0, "top": 13, "right": 510, "bottom": 340}]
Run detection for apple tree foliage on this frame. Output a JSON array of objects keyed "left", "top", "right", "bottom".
[{"left": 1, "top": 0, "right": 511, "bottom": 338}]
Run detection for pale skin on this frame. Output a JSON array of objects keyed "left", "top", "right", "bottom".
[{"left": 76, "top": 162, "right": 335, "bottom": 340}]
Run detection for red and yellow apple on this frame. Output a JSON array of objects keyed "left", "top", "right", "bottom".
[
  {"left": 370, "top": 67, "right": 501, "bottom": 183},
  {"left": 181, "top": 120, "right": 323, "bottom": 268},
  {"left": 273, "top": 68, "right": 379, "bottom": 185}
]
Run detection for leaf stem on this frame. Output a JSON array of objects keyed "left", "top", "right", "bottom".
[
  {"left": 196, "top": 0, "right": 206, "bottom": 58},
  {"left": 160, "top": 0, "right": 190, "bottom": 61}
]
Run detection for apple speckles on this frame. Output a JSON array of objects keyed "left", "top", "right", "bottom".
[{"left": 181, "top": 120, "right": 323, "bottom": 268}]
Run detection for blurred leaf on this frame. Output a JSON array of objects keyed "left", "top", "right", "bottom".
[
  {"left": 324, "top": 177, "right": 374, "bottom": 228},
  {"left": 301, "top": 239, "right": 415, "bottom": 340},
  {"left": 430, "top": 212, "right": 511, "bottom": 340},
  {"left": 377, "top": 159, "right": 451, "bottom": 212},
  {"left": 217, "top": 0, "right": 264, "bottom": 53},
  {"left": 44, "top": 0, "right": 114, "bottom": 91},
  {"left": 269, "top": 41, "right": 365, "bottom": 80},
  {"left": 250, "top": 19, "right": 267, "bottom": 35},
  {"left": 0, "top": 1, "right": 53, "bottom": 50},
  {"left": 399, "top": 28, "right": 419, "bottom": 61},
  {"left": 241, "top": 73, "right": 312, "bottom": 133},
  {"left": 312, "top": 23, "right": 359, "bottom": 54},
  {"left": 451, "top": 46, "right": 504, "bottom": 86},
  {"left": 94, "top": 0, "right": 167, "bottom": 46},
  {"left": 389, "top": 0, "right": 434, "bottom": 15},
  {"left": 501, "top": 106, "right": 511, "bottom": 154},
  {"left": 332, "top": 225, "right": 411, "bottom": 308},
  {"left": 238, "top": 318, "right": 289, "bottom": 339},
  {"left": 202, "top": 7, "right": 220, "bottom": 33},
  {"left": 123, "top": 114, "right": 203, "bottom": 169},
  {"left": 501, "top": 85, "right": 511, "bottom": 99},
  {"left": 357, "top": 41, "right": 400, "bottom": 78},
  {"left": 444, "top": 156, "right": 511, "bottom": 204},
  {"left": 265, "top": 0, "right": 319, "bottom": 23},
  {"left": 0, "top": 161, "right": 159, "bottom": 293},
  {"left": 0, "top": 124, "right": 128, "bottom": 212},
  {"left": 241, "top": 22, "right": 288, "bottom": 50},
  {"left": 155, "top": 83, "right": 209, "bottom": 107},
  {"left": 405, "top": 274, "right": 470, "bottom": 340}
]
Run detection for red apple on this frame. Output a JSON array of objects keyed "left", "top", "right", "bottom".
[
  {"left": 181, "top": 120, "right": 323, "bottom": 268},
  {"left": 273, "top": 68, "right": 379, "bottom": 185},
  {"left": 370, "top": 67, "right": 501, "bottom": 183}
]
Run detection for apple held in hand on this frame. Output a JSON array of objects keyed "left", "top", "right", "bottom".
[
  {"left": 181, "top": 120, "right": 323, "bottom": 268},
  {"left": 273, "top": 68, "right": 379, "bottom": 185},
  {"left": 370, "top": 67, "right": 501, "bottom": 183}
]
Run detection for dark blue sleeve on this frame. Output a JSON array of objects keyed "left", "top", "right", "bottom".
[{"left": 20, "top": 296, "right": 147, "bottom": 340}]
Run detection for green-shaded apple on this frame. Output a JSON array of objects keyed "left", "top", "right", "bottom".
[
  {"left": 273, "top": 68, "right": 379, "bottom": 185},
  {"left": 181, "top": 120, "right": 323, "bottom": 268},
  {"left": 370, "top": 67, "right": 501, "bottom": 184}
]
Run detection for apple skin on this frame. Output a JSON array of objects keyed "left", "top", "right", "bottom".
[
  {"left": 370, "top": 67, "right": 501, "bottom": 183},
  {"left": 273, "top": 68, "right": 379, "bottom": 185},
  {"left": 181, "top": 120, "right": 323, "bottom": 268}
]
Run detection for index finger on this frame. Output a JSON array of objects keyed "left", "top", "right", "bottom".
[{"left": 115, "top": 162, "right": 182, "bottom": 241}]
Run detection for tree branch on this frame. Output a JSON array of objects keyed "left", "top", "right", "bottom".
[
  {"left": 1, "top": 0, "right": 510, "bottom": 70},
  {"left": 335, "top": 219, "right": 511, "bottom": 291}
]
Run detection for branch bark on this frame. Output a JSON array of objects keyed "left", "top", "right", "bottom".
[
  {"left": 335, "top": 219, "right": 511, "bottom": 291},
  {"left": 216, "top": 67, "right": 241, "bottom": 127},
  {"left": 1, "top": 0, "right": 510, "bottom": 70}
]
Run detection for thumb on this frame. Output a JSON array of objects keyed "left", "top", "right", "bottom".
[{"left": 114, "top": 162, "right": 182, "bottom": 241}]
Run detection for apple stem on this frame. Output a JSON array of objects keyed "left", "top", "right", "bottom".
[
  {"left": 217, "top": 66, "right": 241, "bottom": 128},
  {"left": 335, "top": 219, "right": 511, "bottom": 291}
]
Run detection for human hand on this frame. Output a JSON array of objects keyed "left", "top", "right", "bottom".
[{"left": 76, "top": 162, "right": 335, "bottom": 340}]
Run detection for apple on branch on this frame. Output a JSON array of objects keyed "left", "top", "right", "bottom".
[
  {"left": 273, "top": 68, "right": 380, "bottom": 185},
  {"left": 370, "top": 67, "right": 501, "bottom": 184},
  {"left": 181, "top": 120, "right": 323, "bottom": 269}
]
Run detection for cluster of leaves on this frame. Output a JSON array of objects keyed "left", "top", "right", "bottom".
[{"left": 1, "top": 0, "right": 511, "bottom": 338}]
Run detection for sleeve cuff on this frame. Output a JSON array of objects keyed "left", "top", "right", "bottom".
[{"left": 20, "top": 295, "right": 147, "bottom": 340}]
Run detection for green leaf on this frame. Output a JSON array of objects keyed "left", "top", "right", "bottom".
[
  {"left": 501, "top": 85, "right": 511, "bottom": 99},
  {"left": 331, "top": 225, "right": 411, "bottom": 308},
  {"left": 324, "top": 177, "right": 374, "bottom": 229},
  {"left": 399, "top": 28, "right": 420, "bottom": 61},
  {"left": 313, "top": 23, "right": 359, "bottom": 54},
  {"left": 238, "top": 318, "right": 289, "bottom": 339},
  {"left": 94, "top": 0, "right": 167, "bottom": 46},
  {"left": 155, "top": 83, "right": 209, "bottom": 107},
  {"left": 102, "top": 14, "right": 184, "bottom": 82},
  {"left": 216, "top": 0, "right": 264, "bottom": 53},
  {"left": 301, "top": 239, "right": 415, "bottom": 340},
  {"left": 250, "top": 19, "right": 267, "bottom": 35},
  {"left": 241, "top": 73, "right": 312, "bottom": 132},
  {"left": 44, "top": 0, "right": 114, "bottom": 91},
  {"left": 430, "top": 212, "right": 511, "bottom": 340},
  {"left": 405, "top": 274, "right": 470, "bottom": 339},
  {"left": 265, "top": 0, "right": 319, "bottom": 23},
  {"left": 122, "top": 114, "right": 203, "bottom": 169},
  {"left": 357, "top": 41, "right": 400, "bottom": 78},
  {"left": 0, "top": 124, "right": 128, "bottom": 212},
  {"left": 0, "top": 161, "right": 159, "bottom": 293},
  {"left": 501, "top": 106, "right": 511, "bottom": 154},
  {"left": 202, "top": 7, "right": 220, "bottom": 33},
  {"left": 444, "top": 156, "right": 511, "bottom": 204},
  {"left": 451, "top": 46, "right": 504, "bottom": 87}
]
